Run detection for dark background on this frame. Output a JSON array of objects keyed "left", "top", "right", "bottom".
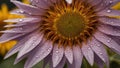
[{"left": 0, "top": 0, "right": 21, "bottom": 10}]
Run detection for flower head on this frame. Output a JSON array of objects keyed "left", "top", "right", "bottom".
[
  {"left": 0, "top": 0, "right": 28, "bottom": 56},
  {"left": 1, "top": 0, "right": 120, "bottom": 68},
  {"left": 0, "top": 4, "right": 19, "bottom": 56}
]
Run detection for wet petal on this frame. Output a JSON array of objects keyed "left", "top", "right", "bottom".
[
  {"left": 43, "top": 54, "right": 51, "bottom": 68},
  {"left": 87, "top": 0, "right": 102, "bottom": 6},
  {"left": 4, "top": 33, "right": 33, "bottom": 59},
  {"left": 1, "top": 23, "right": 39, "bottom": 33},
  {"left": 4, "top": 18, "right": 40, "bottom": 24},
  {"left": 98, "top": 9, "right": 120, "bottom": 16},
  {"left": 17, "top": 33, "right": 43, "bottom": 59},
  {"left": 30, "top": 0, "right": 51, "bottom": 9},
  {"left": 89, "top": 37, "right": 109, "bottom": 66},
  {"left": 99, "top": 17, "right": 120, "bottom": 26},
  {"left": 73, "top": 46, "right": 83, "bottom": 68},
  {"left": 81, "top": 44, "right": 94, "bottom": 66},
  {"left": 94, "top": 54, "right": 104, "bottom": 68},
  {"left": 14, "top": 54, "right": 28, "bottom": 64},
  {"left": 55, "top": 56, "right": 66, "bottom": 68},
  {"left": 98, "top": 24, "right": 120, "bottom": 36},
  {"left": 11, "top": 0, "right": 44, "bottom": 15},
  {"left": 52, "top": 45, "right": 64, "bottom": 67},
  {"left": 94, "top": 31, "right": 120, "bottom": 55},
  {"left": 24, "top": 40, "right": 53, "bottom": 68},
  {"left": 64, "top": 46, "right": 73, "bottom": 64},
  {"left": 0, "top": 33, "right": 25, "bottom": 43},
  {"left": 10, "top": 9, "right": 26, "bottom": 15}
]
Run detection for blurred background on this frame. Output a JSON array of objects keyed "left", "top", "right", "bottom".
[{"left": 0, "top": 0, "right": 120, "bottom": 68}]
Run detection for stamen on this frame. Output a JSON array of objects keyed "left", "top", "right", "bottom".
[{"left": 40, "top": 0, "right": 98, "bottom": 47}]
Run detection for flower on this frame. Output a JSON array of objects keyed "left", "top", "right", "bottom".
[
  {"left": 1, "top": 0, "right": 120, "bottom": 68},
  {"left": 0, "top": 0, "right": 28, "bottom": 56},
  {"left": 113, "top": 2, "right": 120, "bottom": 10},
  {"left": 0, "top": 4, "right": 19, "bottom": 56}
]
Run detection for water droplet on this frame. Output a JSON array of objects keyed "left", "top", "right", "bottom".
[
  {"left": 97, "top": 45, "right": 100, "bottom": 47},
  {"left": 88, "top": 47, "right": 91, "bottom": 50},
  {"left": 36, "top": 56, "right": 39, "bottom": 58},
  {"left": 19, "top": 19, "right": 23, "bottom": 22},
  {"left": 109, "top": 1, "right": 113, "bottom": 4},
  {"left": 65, "top": 0, "right": 72, "bottom": 4},
  {"left": 107, "top": 10, "right": 111, "bottom": 13},
  {"left": 19, "top": 27, "right": 23, "bottom": 30},
  {"left": 47, "top": 48, "right": 51, "bottom": 52},
  {"left": 28, "top": 13, "right": 32, "bottom": 15},
  {"left": 100, "top": 53, "right": 103, "bottom": 55},
  {"left": 107, "top": 39, "right": 111, "bottom": 43},
  {"left": 56, "top": 50, "right": 59, "bottom": 53}
]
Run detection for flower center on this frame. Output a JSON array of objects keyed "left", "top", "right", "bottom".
[
  {"left": 55, "top": 12, "right": 85, "bottom": 38},
  {"left": 40, "top": 0, "right": 98, "bottom": 47}
]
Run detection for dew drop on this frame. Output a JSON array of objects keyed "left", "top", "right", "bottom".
[
  {"left": 109, "top": 1, "right": 113, "bottom": 4},
  {"left": 107, "top": 39, "right": 111, "bottom": 43},
  {"left": 19, "top": 19, "right": 23, "bottom": 22},
  {"left": 19, "top": 10, "right": 24, "bottom": 13},
  {"left": 47, "top": 48, "right": 51, "bottom": 52},
  {"left": 100, "top": 53, "right": 103, "bottom": 55},
  {"left": 28, "top": 13, "right": 32, "bottom": 15},
  {"left": 65, "top": 0, "right": 72, "bottom": 4},
  {"left": 97, "top": 45, "right": 100, "bottom": 47},
  {"left": 19, "top": 27, "right": 23, "bottom": 30},
  {"left": 107, "top": 10, "right": 111, "bottom": 13},
  {"left": 88, "top": 47, "right": 91, "bottom": 50},
  {"left": 56, "top": 50, "right": 59, "bottom": 53},
  {"left": 36, "top": 56, "right": 39, "bottom": 58}
]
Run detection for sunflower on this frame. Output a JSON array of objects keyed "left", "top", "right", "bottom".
[
  {"left": 0, "top": 0, "right": 29, "bottom": 56},
  {"left": 1, "top": 0, "right": 120, "bottom": 68},
  {"left": 0, "top": 4, "right": 18, "bottom": 56},
  {"left": 113, "top": 2, "right": 120, "bottom": 10}
]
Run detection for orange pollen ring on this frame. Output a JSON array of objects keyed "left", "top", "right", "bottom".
[{"left": 40, "top": 0, "right": 99, "bottom": 47}]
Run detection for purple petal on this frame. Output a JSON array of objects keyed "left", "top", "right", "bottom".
[
  {"left": 4, "top": 32, "right": 33, "bottom": 59},
  {"left": 43, "top": 54, "right": 51, "bottom": 68},
  {"left": 0, "top": 33, "right": 25, "bottom": 43},
  {"left": 30, "top": 0, "right": 51, "bottom": 9},
  {"left": 14, "top": 53, "right": 28, "bottom": 64},
  {"left": 94, "top": 31, "right": 120, "bottom": 55},
  {"left": 24, "top": 40, "right": 53, "bottom": 68},
  {"left": 81, "top": 43, "right": 94, "bottom": 66},
  {"left": 99, "top": 17, "right": 120, "bottom": 27},
  {"left": 98, "top": 24, "right": 120, "bottom": 36},
  {"left": 55, "top": 56, "right": 66, "bottom": 68},
  {"left": 67, "top": 61, "right": 75, "bottom": 68},
  {"left": 89, "top": 37, "right": 109, "bottom": 66},
  {"left": 73, "top": 46, "right": 83, "bottom": 68},
  {"left": 17, "top": 33, "right": 43, "bottom": 59},
  {"left": 52, "top": 45, "right": 64, "bottom": 67},
  {"left": 4, "top": 18, "right": 40, "bottom": 24},
  {"left": 1, "top": 23, "right": 39, "bottom": 33},
  {"left": 95, "top": 0, "right": 120, "bottom": 11},
  {"left": 94, "top": 54, "right": 104, "bottom": 68},
  {"left": 87, "top": 0, "right": 102, "bottom": 6},
  {"left": 10, "top": 9, "right": 26, "bottom": 15},
  {"left": 98, "top": 9, "right": 120, "bottom": 16},
  {"left": 64, "top": 46, "right": 73, "bottom": 64},
  {"left": 110, "top": 36, "right": 120, "bottom": 45},
  {"left": 11, "top": 0, "right": 44, "bottom": 15},
  {"left": 105, "top": 0, "right": 120, "bottom": 7}
]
